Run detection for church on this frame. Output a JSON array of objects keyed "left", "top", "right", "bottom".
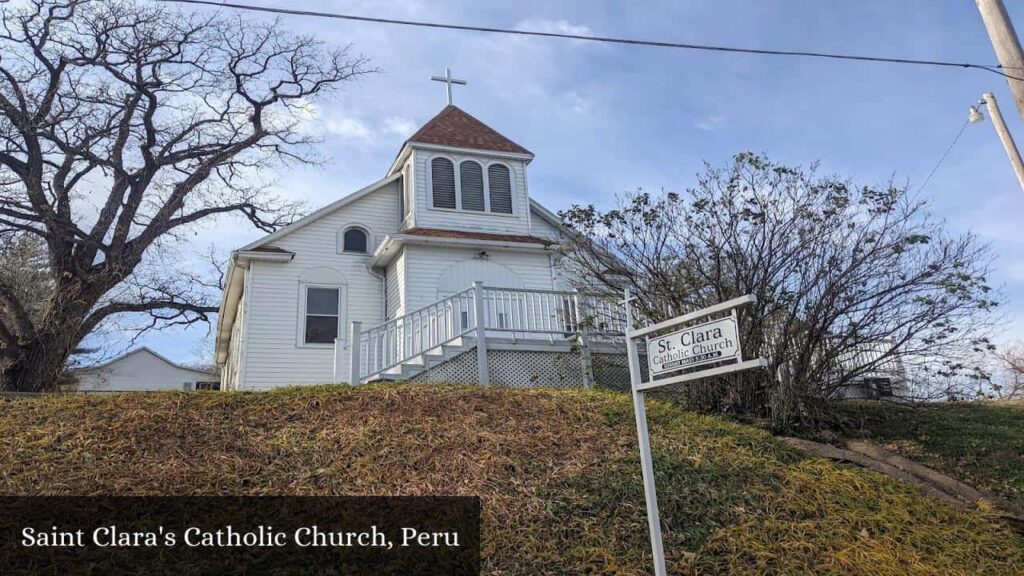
[
  {"left": 213, "top": 77, "right": 903, "bottom": 397},
  {"left": 214, "top": 81, "right": 626, "bottom": 391}
]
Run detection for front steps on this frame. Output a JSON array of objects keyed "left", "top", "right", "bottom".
[{"left": 365, "top": 336, "right": 477, "bottom": 382}]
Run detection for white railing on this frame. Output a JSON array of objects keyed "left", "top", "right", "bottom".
[
  {"left": 480, "top": 287, "right": 626, "bottom": 338},
  {"left": 345, "top": 284, "right": 626, "bottom": 383},
  {"left": 482, "top": 287, "right": 578, "bottom": 335},
  {"left": 358, "top": 286, "right": 476, "bottom": 380}
]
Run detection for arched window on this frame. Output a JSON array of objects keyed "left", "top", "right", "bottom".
[
  {"left": 431, "top": 157, "right": 456, "bottom": 209},
  {"left": 488, "top": 164, "right": 512, "bottom": 214},
  {"left": 460, "top": 160, "right": 484, "bottom": 211},
  {"left": 342, "top": 227, "right": 368, "bottom": 253}
]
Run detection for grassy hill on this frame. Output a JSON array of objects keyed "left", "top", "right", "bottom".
[
  {"left": 837, "top": 400, "right": 1024, "bottom": 508},
  {"left": 1, "top": 385, "right": 1021, "bottom": 575}
]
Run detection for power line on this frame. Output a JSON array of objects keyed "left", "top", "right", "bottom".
[
  {"left": 918, "top": 119, "right": 970, "bottom": 194},
  {"left": 157, "top": 0, "right": 1024, "bottom": 81}
]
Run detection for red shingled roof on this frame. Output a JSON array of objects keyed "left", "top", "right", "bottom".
[
  {"left": 402, "top": 227, "right": 553, "bottom": 246},
  {"left": 407, "top": 105, "right": 532, "bottom": 155}
]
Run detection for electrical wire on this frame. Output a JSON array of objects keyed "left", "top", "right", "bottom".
[
  {"left": 156, "top": 0, "right": 1024, "bottom": 81},
  {"left": 918, "top": 119, "right": 970, "bottom": 194}
]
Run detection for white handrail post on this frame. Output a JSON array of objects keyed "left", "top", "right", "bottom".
[
  {"left": 348, "top": 321, "right": 362, "bottom": 386},
  {"left": 473, "top": 281, "right": 490, "bottom": 386}
]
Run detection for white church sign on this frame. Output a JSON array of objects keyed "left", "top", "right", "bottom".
[
  {"left": 647, "top": 316, "right": 740, "bottom": 376},
  {"left": 623, "top": 291, "right": 767, "bottom": 576}
]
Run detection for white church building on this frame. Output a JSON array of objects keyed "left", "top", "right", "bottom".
[
  {"left": 213, "top": 92, "right": 903, "bottom": 398},
  {"left": 215, "top": 103, "right": 625, "bottom": 391}
]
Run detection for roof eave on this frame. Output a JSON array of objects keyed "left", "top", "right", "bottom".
[
  {"left": 406, "top": 141, "right": 533, "bottom": 163},
  {"left": 239, "top": 173, "right": 402, "bottom": 253},
  {"left": 370, "top": 233, "right": 556, "bottom": 268}
]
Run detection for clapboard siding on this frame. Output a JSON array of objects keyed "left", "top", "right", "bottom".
[
  {"left": 239, "top": 180, "right": 401, "bottom": 390},
  {"left": 528, "top": 207, "right": 563, "bottom": 241},
  {"left": 385, "top": 250, "right": 406, "bottom": 319},
  {"left": 403, "top": 244, "right": 556, "bottom": 312},
  {"left": 410, "top": 149, "right": 531, "bottom": 235},
  {"left": 222, "top": 291, "right": 246, "bottom": 391},
  {"left": 527, "top": 208, "right": 577, "bottom": 291}
]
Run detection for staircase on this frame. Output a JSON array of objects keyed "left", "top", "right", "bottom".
[
  {"left": 370, "top": 335, "right": 477, "bottom": 381},
  {"left": 336, "top": 283, "right": 625, "bottom": 385}
]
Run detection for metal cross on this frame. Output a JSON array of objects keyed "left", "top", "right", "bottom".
[{"left": 430, "top": 68, "right": 467, "bottom": 105}]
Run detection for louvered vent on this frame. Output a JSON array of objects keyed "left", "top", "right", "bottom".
[
  {"left": 460, "top": 161, "right": 485, "bottom": 211},
  {"left": 431, "top": 157, "right": 456, "bottom": 209},
  {"left": 488, "top": 164, "right": 512, "bottom": 214}
]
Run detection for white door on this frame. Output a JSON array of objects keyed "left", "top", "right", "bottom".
[{"left": 436, "top": 260, "right": 524, "bottom": 336}]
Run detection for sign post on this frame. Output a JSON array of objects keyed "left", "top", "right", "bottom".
[{"left": 623, "top": 289, "right": 767, "bottom": 576}]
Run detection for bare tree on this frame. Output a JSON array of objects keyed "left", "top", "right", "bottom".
[
  {"left": 992, "top": 342, "right": 1024, "bottom": 399},
  {"left": 0, "top": 233, "right": 52, "bottom": 375},
  {"left": 560, "top": 153, "right": 998, "bottom": 429},
  {"left": 0, "top": 0, "right": 371, "bottom": 391}
]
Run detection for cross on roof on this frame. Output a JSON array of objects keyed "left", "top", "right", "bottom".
[{"left": 430, "top": 68, "right": 467, "bottom": 105}]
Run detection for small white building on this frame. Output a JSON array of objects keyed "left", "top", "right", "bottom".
[
  {"left": 74, "top": 347, "right": 220, "bottom": 392},
  {"left": 215, "top": 104, "right": 625, "bottom": 391}
]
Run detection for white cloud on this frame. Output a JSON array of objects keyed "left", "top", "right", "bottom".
[
  {"left": 695, "top": 114, "right": 726, "bottom": 131},
  {"left": 514, "top": 19, "right": 595, "bottom": 37},
  {"left": 323, "top": 117, "right": 372, "bottom": 139},
  {"left": 561, "top": 91, "right": 592, "bottom": 116},
  {"left": 382, "top": 116, "right": 416, "bottom": 137}
]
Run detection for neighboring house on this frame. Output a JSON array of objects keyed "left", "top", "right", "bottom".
[
  {"left": 216, "top": 104, "right": 625, "bottom": 391},
  {"left": 73, "top": 347, "right": 220, "bottom": 392}
]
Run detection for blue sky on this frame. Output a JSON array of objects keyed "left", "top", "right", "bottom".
[{"left": 136, "top": 0, "right": 1024, "bottom": 364}]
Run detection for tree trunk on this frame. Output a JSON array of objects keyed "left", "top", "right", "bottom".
[{"left": 2, "top": 331, "right": 80, "bottom": 392}]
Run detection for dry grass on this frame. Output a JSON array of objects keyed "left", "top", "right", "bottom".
[{"left": 0, "top": 385, "right": 1021, "bottom": 575}]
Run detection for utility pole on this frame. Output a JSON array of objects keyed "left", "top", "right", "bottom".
[
  {"left": 977, "top": 0, "right": 1024, "bottom": 122},
  {"left": 975, "top": 92, "right": 1024, "bottom": 192}
]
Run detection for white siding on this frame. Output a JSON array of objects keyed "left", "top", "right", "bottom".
[
  {"left": 528, "top": 208, "right": 576, "bottom": 291},
  {"left": 528, "top": 208, "right": 564, "bottom": 241},
  {"left": 402, "top": 244, "right": 556, "bottom": 312},
  {"left": 76, "top": 350, "right": 215, "bottom": 392},
  {"left": 239, "top": 180, "right": 401, "bottom": 390},
  {"left": 409, "top": 148, "right": 531, "bottom": 235},
  {"left": 222, "top": 291, "right": 246, "bottom": 391},
  {"left": 385, "top": 250, "right": 406, "bottom": 319}
]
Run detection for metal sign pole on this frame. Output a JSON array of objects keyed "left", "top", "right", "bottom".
[
  {"left": 623, "top": 289, "right": 766, "bottom": 576},
  {"left": 624, "top": 289, "right": 668, "bottom": 576}
]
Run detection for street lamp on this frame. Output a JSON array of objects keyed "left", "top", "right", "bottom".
[
  {"left": 970, "top": 92, "right": 1024, "bottom": 192},
  {"left": 968, "top": 104, "right": 985, "bottom": 124}
]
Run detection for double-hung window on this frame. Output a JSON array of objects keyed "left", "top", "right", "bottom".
[{"left": 304, "top": 287, "right": 341, "bottom": 344}]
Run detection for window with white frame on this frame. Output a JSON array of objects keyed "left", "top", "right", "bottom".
[
  {"left": 303, "top": 286, "right": 341, "bottom": 344},
  {"left": 460, "top": 160, "right": 485, "bottom": 211},
  {"left": 488, "top": 164, "right": 513, "bottom": 214},
  {"left": 431, "top": 157, "right": 456, "bottom": 209}
]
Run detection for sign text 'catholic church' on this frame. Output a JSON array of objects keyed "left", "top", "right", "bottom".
[{"left": 646, "top": 316, "right": 739, "bottom": 377}]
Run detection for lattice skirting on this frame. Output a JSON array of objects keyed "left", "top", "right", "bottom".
[
  {"left": 410, "top": 347, "right": 638, "bottom": 390},
  {"left": 409, "top": 348, "right": 481, "bottom": 385}
]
